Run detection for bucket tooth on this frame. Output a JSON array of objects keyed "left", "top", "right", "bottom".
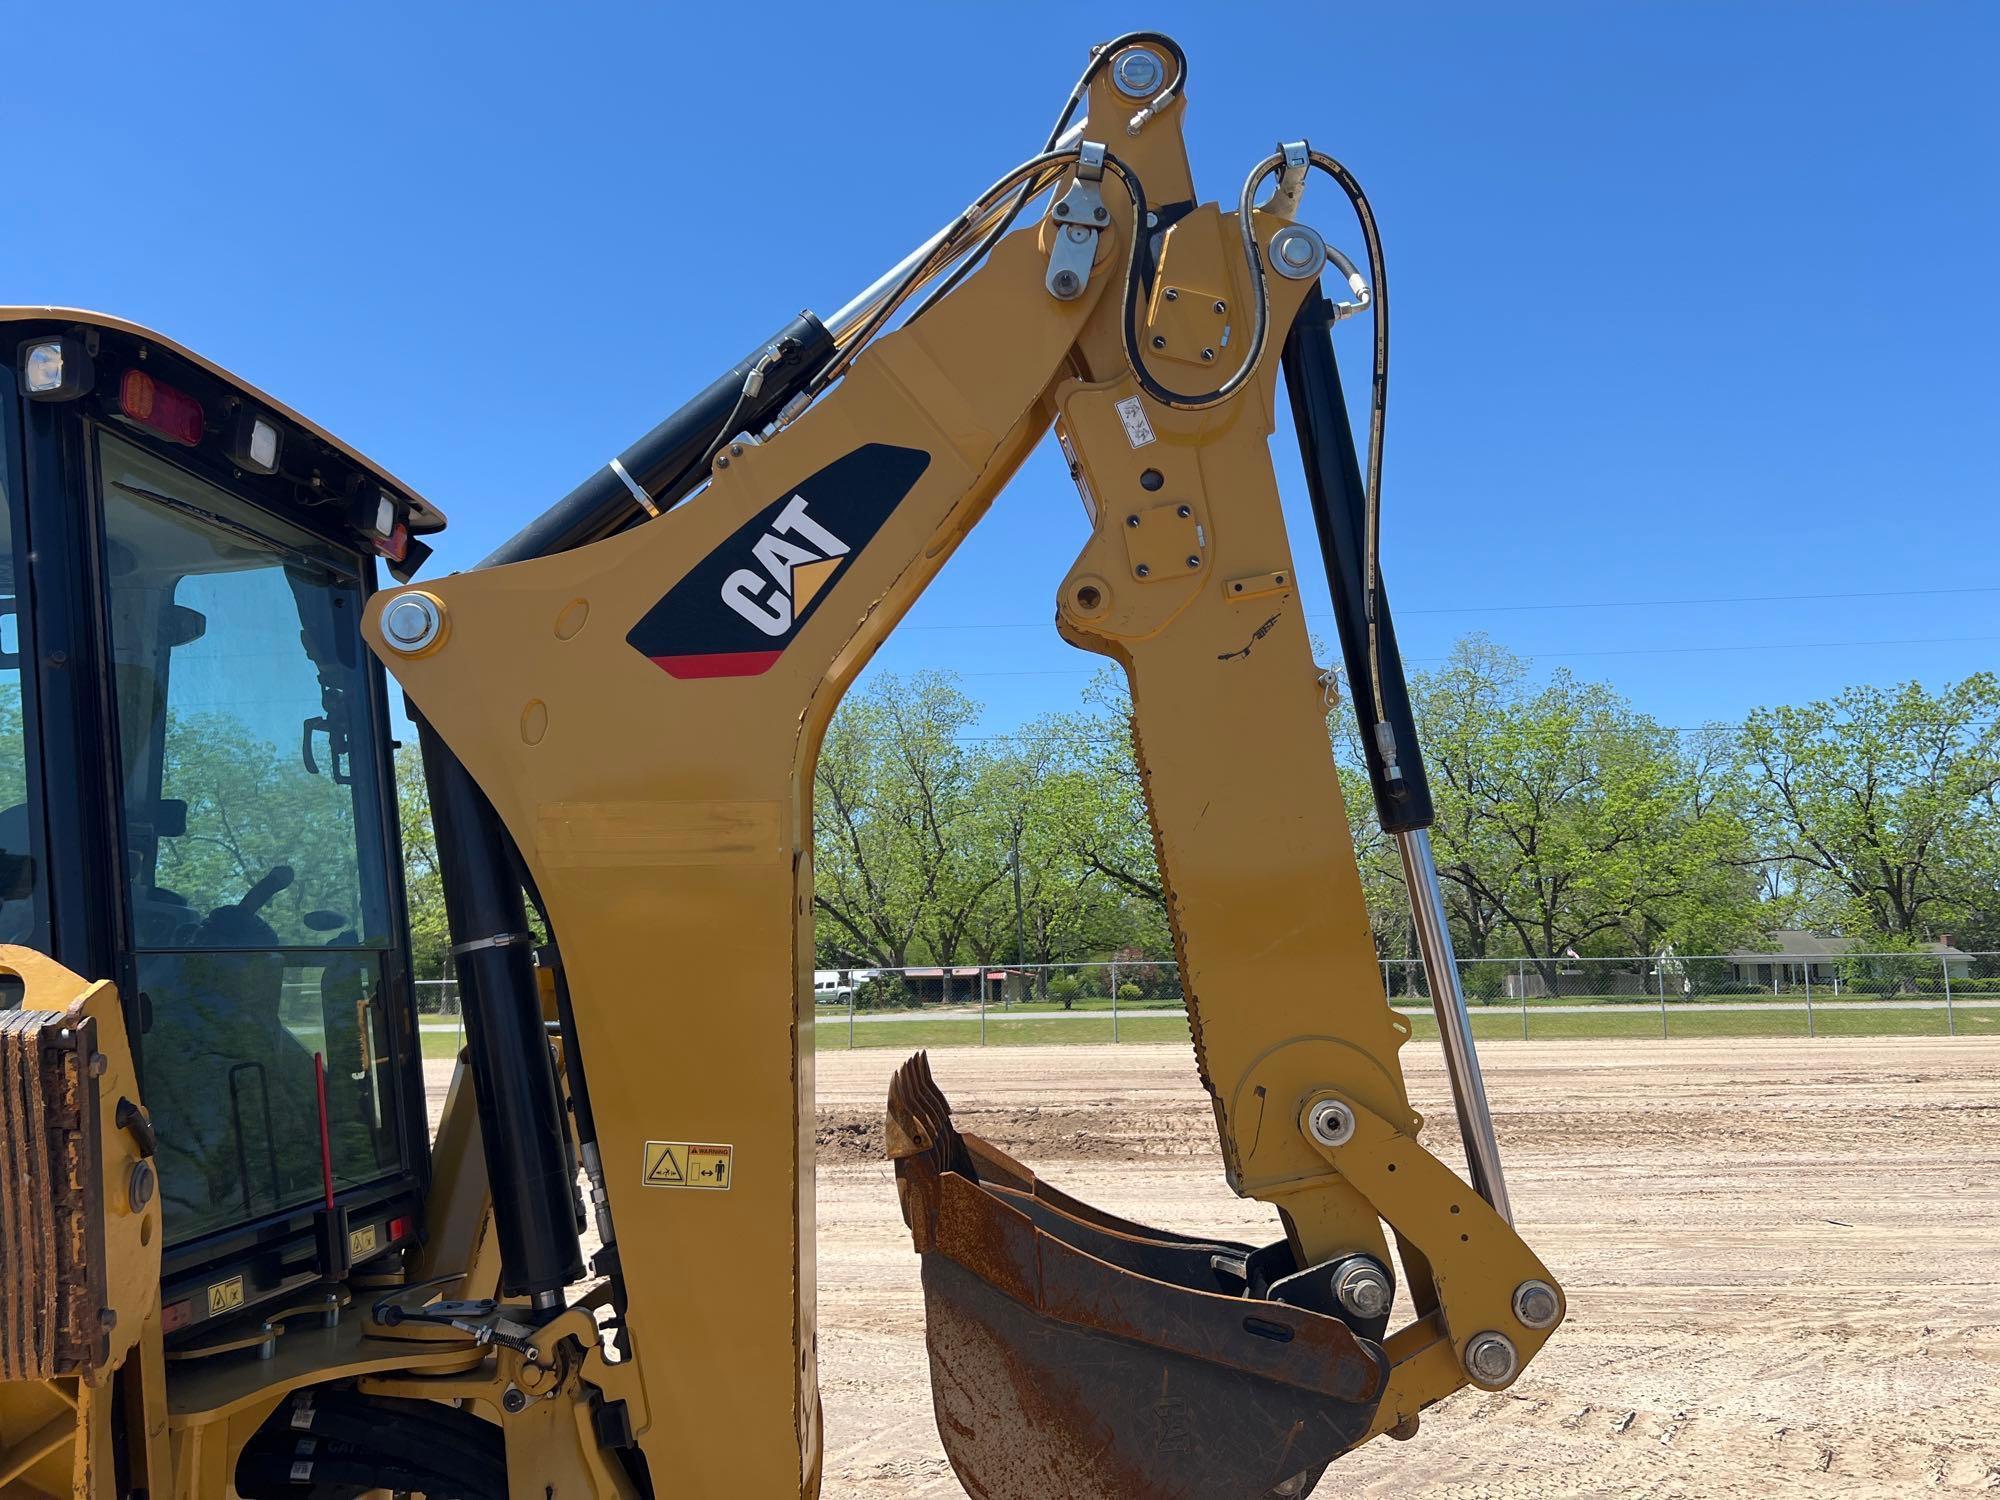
[{"left": 887, "top": 1053, "right": 1388, "bottom": 1499}]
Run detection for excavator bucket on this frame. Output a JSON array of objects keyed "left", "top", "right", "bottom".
[{"left": 886, "top": 1054, "right": 1387, "bottom": 1499}]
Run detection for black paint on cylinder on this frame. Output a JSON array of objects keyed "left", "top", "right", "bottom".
[
  {"left": 416, "top": 713, "right": 583, "bottom": 1298},
  {"left": 484, "top": 310, "right": 834, "bottom": 566},
  {"left": 1282, "top": 287, "right": 1434, "bottom": 833}
]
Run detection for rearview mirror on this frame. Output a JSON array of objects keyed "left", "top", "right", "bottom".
[{"left": 136, "top": 799, "right": 187, "bottom": 839}]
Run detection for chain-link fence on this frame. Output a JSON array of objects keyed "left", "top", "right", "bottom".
[{"left": 413, "top": 950, "right": 2000, "bottom": 1051}]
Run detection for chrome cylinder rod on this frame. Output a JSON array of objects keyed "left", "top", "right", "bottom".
[{"left": 1395, "top": 827, "right": 1512, "bottom": 1224}]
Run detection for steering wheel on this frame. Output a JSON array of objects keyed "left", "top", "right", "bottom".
[
  {"left": 236, "top": 865, "right": 295, "bottom": 916},
  {"left": 190, "top": 865, "right": 296, "bottom": 949}
]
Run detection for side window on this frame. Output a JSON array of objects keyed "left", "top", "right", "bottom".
[
  {"left": 96, "top": 433, "right": 387, "bottom": 946},
  {"left": 0, "top": 375, "right": 46, "bottom": 984},
  {"left": 96, "top": 431, "right": 399, "bottom": 1243}
]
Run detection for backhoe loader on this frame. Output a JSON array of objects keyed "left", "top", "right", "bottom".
[{"left": 0, "top": 32, "right": 1562, "bottom": 1498}]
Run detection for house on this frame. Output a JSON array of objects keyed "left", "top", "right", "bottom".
[
  {"left": 898, "top": 966, "right": 1020, "bottom": 1006},
  {"left": 1720, "top": 930, "right": 1973, "bottom": 990}
]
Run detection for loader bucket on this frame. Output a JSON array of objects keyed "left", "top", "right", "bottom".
[{"left": 886, "top": 1053, "right": 1387, "bottom": 1499}]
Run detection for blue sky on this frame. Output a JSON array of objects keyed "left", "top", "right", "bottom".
[{"left": 8, "top": 3, "right": 1993, "bottom": 740}]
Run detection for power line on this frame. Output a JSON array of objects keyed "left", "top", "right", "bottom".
[
  {"left": 1505, "top": 632, "right": 2000, "bottom": 663},
  {"left": 894, "top": 582, "right": 2000, "bottom": 633},
  {"left": 944, "top": 630, "right": 2000, "bottom": 678}
]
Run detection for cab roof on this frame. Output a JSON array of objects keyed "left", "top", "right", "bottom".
[{"left": 2, "top": 306, "right": 447, "bottom": 535}]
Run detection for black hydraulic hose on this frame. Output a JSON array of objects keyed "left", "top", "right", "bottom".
[
  {"left": 1303, "top": 149, "right": 1394, "bottom": 736},
  {"left": 907, "top": 31, "right": 1189, "bottom": 323}
]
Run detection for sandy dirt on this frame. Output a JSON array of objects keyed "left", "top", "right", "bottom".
[{"left": 431, "top": 1038, "right": 2000, "bottom": 1497}]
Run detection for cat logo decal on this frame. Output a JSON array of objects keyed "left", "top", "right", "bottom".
[{"left": 627, "top": 444, "right": 930, "bottom": 679}]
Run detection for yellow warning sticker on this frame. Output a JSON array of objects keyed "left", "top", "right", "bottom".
[
  {"left": 208, "top": 1274, "right": 245, "bottom": 1317},
  {"left": 348, "top": 1223, "right": 379, "bottom": 1261},
  {"left": 642, "top": 1140, "right": 733, "bottom": 1191}
]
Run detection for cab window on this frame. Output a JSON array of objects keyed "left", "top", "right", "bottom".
[
  {"left": 0, "top": 379, "right": 46, "bottom": 980},
  {"left": 96, "top": 430, "right": 400, "bottom": 1243}
]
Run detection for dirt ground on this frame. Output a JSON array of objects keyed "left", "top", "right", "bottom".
[{"left": 430, "top": 1037, "right": 2000, "bottom": 1497}]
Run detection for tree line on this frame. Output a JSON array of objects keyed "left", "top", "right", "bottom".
[{"left": 393, "top": 638, "right": 2000, "bottom": 979}]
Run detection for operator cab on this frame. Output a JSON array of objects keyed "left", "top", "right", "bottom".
[{"left": 1, "top": 311, "right": 444, "bottom": 1340}]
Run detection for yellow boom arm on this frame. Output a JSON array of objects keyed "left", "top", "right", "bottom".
[{"left": 365, "top": 51, "right": 1561, "bottom": 1500}]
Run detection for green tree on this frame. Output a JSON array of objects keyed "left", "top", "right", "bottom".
[
  {"left": 962, "top": 714, "right": 1165, "bottom": 988},
  {"left": 1741, "top": 674, "right": 2000, "bottom": 943},
  {"left": 0, "top": 682, "right": 27, "bottom": 808},
  {"left": 1390, "top": 637, "right": 1762, "bottom": 976},
  {"left": 153, "top": 710, "right": 371, "bottom": 943},
  {"left": 1041, "top": 672, "right": 1169, "bottom": 934},
  {"left": 812, "top": 671, "right": 1003, "bottom": 968},
  {"left": 395, "top": 744, "right": 450, "bottom": 982}
]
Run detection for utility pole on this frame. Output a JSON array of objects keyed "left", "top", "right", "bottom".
[{"left": 1012, "top": 820, "right": 1028, "bottom": 1004}]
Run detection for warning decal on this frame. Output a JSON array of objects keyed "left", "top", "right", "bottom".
[
  {"left": 643, "top": 1140, "right": 733, "bottom": 1191},
  {"left": 208, "top": 1274, "right": 245, "bottom": 1317},
  {"left": 1114, "top": 395, "right": 1157, "bottom": 449}
]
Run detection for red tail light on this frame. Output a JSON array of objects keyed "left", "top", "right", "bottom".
[
  {"left": 119, "top": 370, "right": 204, "bottom": 446},
  {"left": 374, "top": 522, "right": 410, "bottom": 563},
  {"left": 388, "top": 1213, "right": 414, "bottom": 1241}
]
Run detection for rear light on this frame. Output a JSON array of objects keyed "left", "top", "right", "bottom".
[
  {"left": 388, "top": 1213, "right": 414, "bottom": 1241},
  {"left": 118, "top": 370, "right": 204, "bottom": 446},
  {"left": 161, "top": 1298, "right": 194, "bottom": 1333},
  {"left": 19, "top": 336, "right": 94, "bottom": 401},
  {"left": 353, "top": 487, "right": 410, "bottom": 562}
]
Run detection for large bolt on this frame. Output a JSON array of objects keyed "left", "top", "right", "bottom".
[
  {"left": 502, "top": 1386, "right": 527, "bottom": 1414},
  {"left": 1111, "top": 46, "right": 1164, "bottom": 100},
  {"left": 1464, "top": 1331, "right": 1519, "bottom": 1386},
  {"left": 1306, "top": 1098, "right": 1356, "bottom": 1148},
  {"left": 128, "top": 1160, "right": 155, "bottom": 1211},
  {"left": 1334, "top": 1262, "right": 1392, "bottom": 1319},
  {"left": 1051, "top": 269, "right": 1081, "bottom": 298},
  {"left": 382, "top": 594, "right": 443, "bottom": 654},
  {"left": 1513, "top": 1279, "right": 1561, "bottom": 1330},
  {"left": 1269, "top": 225, "right": 1326, "bottom": 281}
]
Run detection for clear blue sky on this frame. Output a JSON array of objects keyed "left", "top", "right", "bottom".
[{"left": 9, "top": 3, "right": 1993, "bottom": 740}]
